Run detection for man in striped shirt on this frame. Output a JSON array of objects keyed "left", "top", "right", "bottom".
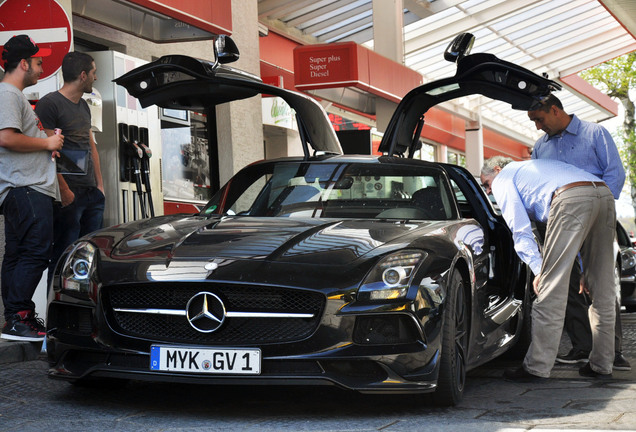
[{"left": 480, "top": 156, "right": 616, "bottom": 380}]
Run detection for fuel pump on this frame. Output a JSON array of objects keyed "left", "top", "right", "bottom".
[
  {"left": 128, "top": 125, "right": 147, "bottom": 218},
  {"left": 118, "top": 123, "right": 131, "bottom": 182},
  {"left": 90, "top": 51, "right": 163, "bottom": 227},
  {"left": 139, "top": 127, "right": 154, "bottom": 217}
]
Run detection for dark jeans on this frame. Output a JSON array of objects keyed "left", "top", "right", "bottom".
[
  {"left": 48, "top": 186, "right": 105, "bottom": 279},
  {"left": 1, "top": 187, "right": 54, "bottom": 320},
  {"left": 566, "top": 278, "right": 623, "bottom": 353}
]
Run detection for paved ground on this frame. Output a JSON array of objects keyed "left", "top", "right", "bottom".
[
  {"left": 2, "top": 204, "right": 636, "bottom": 430},
  {"left": 1, "top": 313, "right": 636, "bottom": 431}
]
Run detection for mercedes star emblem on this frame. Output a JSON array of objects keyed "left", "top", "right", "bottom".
[{"left": 186, "top": 291, "right": 226, "bottom": 333}]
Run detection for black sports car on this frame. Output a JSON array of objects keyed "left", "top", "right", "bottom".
[{"left": 46, "top": 34, "right": 558, "bottom": 405}]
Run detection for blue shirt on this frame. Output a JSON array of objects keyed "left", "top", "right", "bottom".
[
  {"left": 531, "top": 114, "right": 625, "bottom": 199},
  {"left": 491, "top": 159, "right": 603, "bottom": 276}
]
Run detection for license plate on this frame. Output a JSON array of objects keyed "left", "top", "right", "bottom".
[{"left": 150, "top": 345, "right": 261, "bottom": 374}]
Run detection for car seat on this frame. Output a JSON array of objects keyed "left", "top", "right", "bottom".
[{"left": 411, "top": 187, "right": 448, "bottom": 220}]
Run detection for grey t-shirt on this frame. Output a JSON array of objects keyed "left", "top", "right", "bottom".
[
  {"left": 0, "top": 82, "right": 59, "bottom": 207},
  {"left": 35, "top": 90, "right": 96, "bottom": 189}
]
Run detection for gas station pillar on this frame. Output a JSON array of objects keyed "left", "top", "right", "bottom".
[
  {"left": 465, "top": 116, "right": 485, "bottom": 176},
  {"left": 372, "top": 0, "right": 403, "bottom": 134},
  {"left": 216, "top": 0, "right": 264, "bottom": 186}
]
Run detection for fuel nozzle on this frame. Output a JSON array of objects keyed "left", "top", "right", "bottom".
[
  {"left": 130, "top": 140, "right": 143, "bottom": 159},
  {"left": 139, "top": 143, "right": 152, "bottom": 159}
]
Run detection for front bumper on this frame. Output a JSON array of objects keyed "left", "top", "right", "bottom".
[
  {"left": 46, "top": 297, "right": 442, "bottom": 394},
  {"left": 46, "top": 340, "right": 438, "bottom": 394},
  {"left": 621, "top": 274, "right": 636, "bottom": 306}
]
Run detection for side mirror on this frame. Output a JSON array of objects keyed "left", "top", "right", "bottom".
[
  {"left": 444, "top": 33, "right": 475, "bottom": 63},
  {"left": 215, "top": 35, "right": 240, "bottom": 64}
]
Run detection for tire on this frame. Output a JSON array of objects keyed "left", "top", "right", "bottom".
[{"left": 434, "top": 269, "right": 468, "bottom": 406}]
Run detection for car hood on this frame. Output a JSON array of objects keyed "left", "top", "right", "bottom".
[{"left": 106, "top": 215, "right": 448, "bottom": 267}]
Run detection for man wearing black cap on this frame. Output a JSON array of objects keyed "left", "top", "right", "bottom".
[{"left": 0, "top": 35, "right": 64, "bottom": 341}]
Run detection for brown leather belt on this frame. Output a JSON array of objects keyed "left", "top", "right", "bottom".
[{"left": 552, "top": 181, "right": 607, "bottom": 200}]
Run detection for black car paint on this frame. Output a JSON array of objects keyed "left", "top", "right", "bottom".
[
  {"left": 46, "top": 34, "right": 539, "bottom": 403},
  {"left": 618, "top": 221, "right": 636, "bottom": 310},
  {"left": 46, "top": 157, "right": 527, "bottom": 391}
]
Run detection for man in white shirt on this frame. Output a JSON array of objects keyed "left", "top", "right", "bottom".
[{"left": 480, "top": 156, "right": 616, "bottom": 380}]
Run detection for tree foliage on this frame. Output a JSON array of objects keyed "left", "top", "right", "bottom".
[{"left": 580, "top": 52, "right": 636, "bottom": 224}]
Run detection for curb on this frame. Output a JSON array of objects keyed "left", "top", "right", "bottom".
[{"left": 0, "top": 339, "right": 43, "bottom": 365}]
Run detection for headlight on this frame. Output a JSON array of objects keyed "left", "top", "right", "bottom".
[
  {"left": 622, "top": 250, "right": 636, "bottom": 271},
  {"left": 60, "top": 241, "right": 97, "bottom": 294},
  {"left": 358, "top": 250, "right": 426, "bottom": 301}
]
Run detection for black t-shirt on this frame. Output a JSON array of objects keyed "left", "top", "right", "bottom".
[{"left": 35, "top": 91, "right": 96, "bottom": 189}]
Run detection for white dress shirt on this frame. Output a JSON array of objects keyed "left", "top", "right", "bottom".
[{"left": 492, "top": 159, "right": 604, "bottom": 275}]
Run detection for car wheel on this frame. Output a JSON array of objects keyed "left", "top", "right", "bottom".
[{"left": 434, "top": 269, "right": 468, "bottom": 406}]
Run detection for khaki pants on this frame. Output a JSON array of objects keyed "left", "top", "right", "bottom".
[{"left": 524, "top": 185, "right": 616, "bottom": 377}]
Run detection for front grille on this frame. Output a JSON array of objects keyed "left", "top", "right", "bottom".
[
  {"left": 48, "top": 303, "right": 93, "bottom": 336},
  {"left": 353, "top": 315, "right": 419, "bottom": 345},
  {"left": 103, "top": 283, "right": 325, "bottom": 345}
]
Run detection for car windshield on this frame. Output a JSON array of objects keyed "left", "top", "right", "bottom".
[{"left": 202, "top": 161, "right": 456, "bottom": 220}]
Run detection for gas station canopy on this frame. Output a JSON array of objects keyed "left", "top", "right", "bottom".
[{"left": 259, "top": 0, "right": 636, "bottom": 145}]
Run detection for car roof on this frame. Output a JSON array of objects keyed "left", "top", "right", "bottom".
[{"left": 247, "top": 153, "right": 446, "bottom": 168}]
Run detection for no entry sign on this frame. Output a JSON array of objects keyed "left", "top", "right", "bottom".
[{"left": 0, "top": 0, "right": 73, "bottom": 80}]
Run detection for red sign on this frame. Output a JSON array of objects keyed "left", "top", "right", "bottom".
[
  {"left": 127, "top": 0, "right": 232, "bottom": 35},
  {"left": 294, "top": 42, "right": 423, "bottom": 104},
  {"left": 294, "top": 42, "right": 363, "bottom": 90},
  {"left": 262, "top": 75, "right": 284, "bottom": 88},
  {"left": 0, "top": 0, "right": 73, "bottom": 80},
  {"left": 328, "top": 113, "right": 371, "bottom": 131}
]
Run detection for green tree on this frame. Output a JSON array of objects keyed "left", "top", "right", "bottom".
[{"left": 580, "top": 52, "right": 636, "bottom": 225}]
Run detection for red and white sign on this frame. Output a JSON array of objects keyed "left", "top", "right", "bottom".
[
  {"left": 294, "top": 42, "right": 362, "bottom": 90},
  {"left": 0, "top": 0, "right": 73, "bottom": 80},
  {"left": 294, "top": 42, "right": 423, "bottom": 104}
]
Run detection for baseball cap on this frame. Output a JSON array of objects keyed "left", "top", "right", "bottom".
[{"left": 2, "top": 34, "right": 52, "bottom": 65}]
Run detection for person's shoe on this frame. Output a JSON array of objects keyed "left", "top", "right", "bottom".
[
  {"left": 555, "top": 348, "right": 590, "bottom": 364},
  {"left": 1, "top": 310, "right": 46, "bottom": 342},
  {"left": 28, "top": 312, "right": 46, "bottom": 334},
  {"left": 613, "top": 352, "right": 631, "bottom": 371},
  {"left": 503, "top": 367, "right": 547, "bottom": 382},
  {"left": 579, "top": 362, "right": 613, "bottom": 379}
]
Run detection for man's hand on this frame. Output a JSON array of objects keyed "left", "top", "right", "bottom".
[
  {"left": 579, "top": 274, "right": 589, "bottom": 295},
  {"left": 60, "top": 187, "right": 75, "bottom": 207},
  {"left": 45, "top": 133, "right": 63, "bottom": 151},
  {"left": 533, "top": 274, "right": 540, "bottom": 296}
]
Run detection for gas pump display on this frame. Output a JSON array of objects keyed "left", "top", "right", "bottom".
[{"left": 161, "top": 111, "right": 211, "bottom": 202}]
